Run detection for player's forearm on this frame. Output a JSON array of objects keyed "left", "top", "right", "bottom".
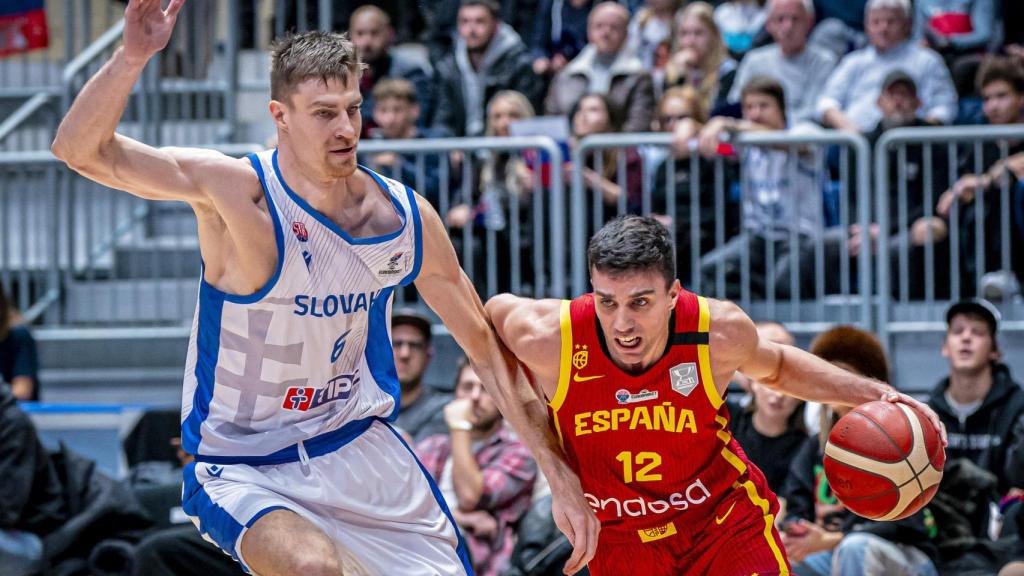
[
  {"left": 52, "top": 48, "right": 145, "bottom": 166},
  {"left": 766, "top": 345, "right": 893, "bottom": 406},
  {"left": 449, "top": 431, "right": 485, "bottom": 510}
]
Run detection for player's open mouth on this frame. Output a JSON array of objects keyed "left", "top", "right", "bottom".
[
  {"left": 331, "top": 146, "right": 354, "bottom": 156},
  {"left": 615, "top": 336, "right": 641, "bottom": 350}
]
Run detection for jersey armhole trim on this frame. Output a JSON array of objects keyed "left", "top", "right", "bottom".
[
  {"left": 697, "top": 296, "right": 725, "bottom": 410},
  {"left": 199, "top": 153, "right": 285, "bottom": 304},
  {"left": 400, "top": 185, "right": 423, "bottom": 287},
  {"left": 549, "top": 300, "right": 573, "bottom": 446}
]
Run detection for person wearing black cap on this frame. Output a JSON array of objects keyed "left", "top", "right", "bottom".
[
  {"left": 927, "top": 299, "right": 1024, "bottom": 499},
  {"left": 391, "top": 309, "right": 453, "bottom": 442}
]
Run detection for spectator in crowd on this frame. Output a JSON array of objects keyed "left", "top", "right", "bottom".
[
  {"left": 858, "top": 71, "right": 953, "bottom": 299},
  {"left": 665, "top": 1, "right": 737, "bottom": 115},
  {"left": 914, "top": 0, "right": 998, "bottom": 57},
  {"left": 365, "top": 78, "right": 446, "bottom": 204},
  {"left": 729, "top": 0, "right": 837, "bottom": 125},
  {"left": 714, "top": 0, "right": 769, "bottom": 57},
  {"left": 390, "top": 309, "right": 452, "bottom": 443},
  {"left": 416, "top": 358, "right": 537, "bottom": 576},
  {"left": 807, "top": 0, "right": 868, "bottom": 61},
  {"left": 692, "top": 76, "right": 824, "bottom": 298},
  {"left": 569, "top": 93, "right": 643, "bottom": 214},
  {"left": 0, "top": 284, "right": 39, "bottom": 401},
  {"left": 431, "top": 0, "right": 542, "bottom": 137},
  {"left": 728, "top": 328, "right": 808, "bottom": 492},
  {"left": 817, "top": 0, "right": 957, "bottom": 133},
  {"left": 782, "top": 325, "right": 939, "bottom": 576},
  {"left": 648, "top": 86, "right": 723, "bottom": 284},
  {"left": 626, "top": 0, "right": 681, "bottom": 71},
  {"left": 545, "top": 2, "right": 656, "bottom": 132},
  {"left": 927, "top": 300, "right": 1024, "bottom": 499},
  {"left": 348, "top": 5, "right": 433, "bottom": 136},
  {"left": 531, "top": 0, "right": 595, "bottom": 79}
]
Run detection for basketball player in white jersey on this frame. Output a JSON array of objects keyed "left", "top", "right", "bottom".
[{"left": 50, "top": 1, "right": 599, "bottom": 574}]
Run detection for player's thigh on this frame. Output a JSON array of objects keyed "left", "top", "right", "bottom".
[{"left": 241, "top": 509, "right": 367, "bottom": 576}]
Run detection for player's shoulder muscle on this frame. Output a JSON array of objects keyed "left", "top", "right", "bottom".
[{"left": 487, "top": 295, "right": 563, "bottom": 374}]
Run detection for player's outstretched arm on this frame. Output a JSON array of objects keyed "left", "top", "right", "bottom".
[
  {"left": 484, "top": 294, "right": 562, "bottom": 388},
  {"left": 710, "top": 298, "right": 948, "bottom": 445},
  {"left": 414, "top": 198, "right": 598, "bottom": 575},
  {"left": 51, "top": 0, "right": 246, "bottom": 205}
]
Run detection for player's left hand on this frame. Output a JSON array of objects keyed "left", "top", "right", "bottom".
[{"left": 882, "top": 390, "right": 948, "bottom": 446}]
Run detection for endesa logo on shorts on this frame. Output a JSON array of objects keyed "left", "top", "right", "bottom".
[
  {"left": 585, "top": 478, "right": 711, "bottom": 519},
  {"left": 282, "top": 371, "right": 360, "bottom": 411}
]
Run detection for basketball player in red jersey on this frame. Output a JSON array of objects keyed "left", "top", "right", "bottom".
[{"left": 486, "top": 216, "right": 947, "bottom": 575}]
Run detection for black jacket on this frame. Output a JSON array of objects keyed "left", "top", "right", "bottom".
[{"left": 927, "top": 363, "right": 1024, "bottom": 494}]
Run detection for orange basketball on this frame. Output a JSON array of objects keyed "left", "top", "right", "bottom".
[{"left": 823, "top": 401, "right": 945, "bottom": 521}]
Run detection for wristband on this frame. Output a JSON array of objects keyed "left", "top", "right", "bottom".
[{"left": 448, "top": 420, "right": 473, "bottom": 431}]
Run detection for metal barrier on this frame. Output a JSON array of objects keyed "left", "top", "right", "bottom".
[
  {"left": 359, "top": 136, "right": 567, "bottom": 300},
  {"left": 0, "top": 144, "right": 261, "bottom": 326},
  {"left": 875, "top": 124, "right": 1024, "bottom": 348},
  {"left": 572, "top": 130, "right": 873, "bottom": 333}
]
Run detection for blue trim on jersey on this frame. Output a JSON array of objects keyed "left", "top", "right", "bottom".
[
  {"left": 271, "top": 150, "right": 407, "bottom": 245},
  {"left": 181, "top": 281, "right": 225, "bottom": 454},
  {"left": 399, "top": 185, "right": 423, "bottom": 287},
  {"left": 199, "top": 153, "right": 286, "bottom": 304},
  {"left": 181, "top": 461, "right": 245, "bottom": 563},
  {"left": 384, "top": 423, "right": 475, "bottom": 575},
  {"left": 365, "top": 286, "right": 402, "bottom": 420},
  {"left": 193, "top": 416, "right": 376, "bottom": 466}
]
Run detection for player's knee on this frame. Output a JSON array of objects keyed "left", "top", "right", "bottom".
[{"left": 290, "top": 553, "right": 342, "bottom": 576}]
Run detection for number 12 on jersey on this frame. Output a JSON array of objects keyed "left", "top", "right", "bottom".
[{"left": 616, "top": 451, "right": 662, "bottom": 483}]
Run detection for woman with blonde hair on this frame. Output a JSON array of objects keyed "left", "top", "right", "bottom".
[{"left": 664, "top": 1, "right": 738, "bottom": 113}]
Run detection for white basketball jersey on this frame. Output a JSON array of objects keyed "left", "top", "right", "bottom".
[{"left": 180, "top": 149, "right": 422, "bottom": 463}]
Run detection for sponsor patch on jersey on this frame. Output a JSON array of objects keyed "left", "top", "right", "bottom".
[
  {"left": 615, "top": 388, "right": 659, "bottom": 404},
  {"left": 378, "top": 251, "right": 405, "bottom": 276},
  {"left": 282, "top": 371, "right": 360, "bottom": 412},
  {"left": 291, "top": 221, "right": 309, "bottom": 242},
  {"left": 670, "top": 362, "right": 699, "bottom": 397}
]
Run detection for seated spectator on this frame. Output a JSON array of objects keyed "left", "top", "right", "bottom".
[
  {"left": 807, "top": 0, "right": 868, "bottom": 61},
  {"left": 545, "top": 2, "right": 655, "bottom": 133},
  {"left": 569, "top": 93, "right": 643, "bottom": 215},
  {"left": 729, "top": 0, "right": 837, "bottom": 125},
  {"left": 431, "top": 0, "right": 542, "bottom": 137},
  {"left": 692, "top": 76, "right": 824, "bottom": 299},
  {"left": 714, "top": 0, "right": 769, "bottom": 57},
  {"left": 817, "top": 0, "right": 957, "bottom": 133},
  {"left": 626, "top": 0, "right": 681, "bottom": 71},
  {"left": 914, "top": 0, "right": 997, "bottom": 57},
  {"left": 416, "top": 358, "right": 537, "bottom": 576},
  {"left": 665, "top": 1, "right": 737, "bottom": 115},
  {"left": 648, "top": 86, "right": 724, "bottom": 284},
  {"left": 349, "top": 5, "right": 433, "bottom": 136},
  {"left": 0, "top": 284, "right": 39, "bottom": 401},
  {"left": 531, "top": 0, "right": 595, "bottom": 79},
  {"left": 365, "top": 78, "right": 446, "bottom": 204},
  {"left": 782, "top": 325, "right": 939, "bottom": 576},
  {"left": 391, "top": 309, "right": 452, "bottom": 443},
  {"left": 927, "top": 300, "right": 1024, "bottom": 519}
]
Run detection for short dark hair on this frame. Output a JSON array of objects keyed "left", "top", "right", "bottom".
[
  {"left": 270, "top": 31, "right": 365, "bottom": 104},
  {"left": 740, "top": 75, "right": 787, "bottom": 121},
  {"left": 977, "top": 56, "right": 1024, "bottom": 94},
  {"left": 460, "top": 0, "right": 501, "bottom": 19},
  {"left": 588, "top": 216, "right": 675, "bottom": 285}
]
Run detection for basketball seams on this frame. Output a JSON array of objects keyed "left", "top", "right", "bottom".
[{"left": 849, "top": 409, "right": 909, "bottom": 460}]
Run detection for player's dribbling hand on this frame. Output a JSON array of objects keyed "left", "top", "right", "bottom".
[
  {"left": 549, "top": 472, "right": 600, "bottom": 574},
  {"left": 122, "top": 0, "right": 186, "bottom": 66},
  {"left": 882, "top": 390, "right": 948, "bottom": 446}
]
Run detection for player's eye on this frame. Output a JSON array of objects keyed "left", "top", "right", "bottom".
[
  {"left": 633, "top": 299, "right": 648, "bottom": 307},
  {"left": 316, "top": 110, "right": 334, "bottom": 119}
]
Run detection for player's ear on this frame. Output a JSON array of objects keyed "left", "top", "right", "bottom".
[
  {"left": 269, "top": 100, "right": 288, "bottom": 130},
  {"left": 668, "top": 279, "right": 681, "bottom": 307}
]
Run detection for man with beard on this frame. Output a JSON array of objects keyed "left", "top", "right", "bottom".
[{"left": 392, "top": 309, "right": 452, "bottom": 443}]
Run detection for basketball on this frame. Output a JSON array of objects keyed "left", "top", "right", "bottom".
[{"left": 823, "top": 401, "right": 945, "bottom": 521}]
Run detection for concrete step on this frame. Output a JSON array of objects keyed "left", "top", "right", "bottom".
[
  {"left": 37, "top": 367, "right": 183, "bottom": 405},
  {"left": 113, "top": 238, "right": 201, "bottom": 279},
  {"left": 64, "top": 279, "right": 197, "bottom": 324}
]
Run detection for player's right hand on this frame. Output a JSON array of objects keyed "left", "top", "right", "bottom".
[
  {"left": 123, "top": 0, "right": 185, "bottom": 66},
  {"left": 549, "top": 472, "right": 600, "bottom": 575}
]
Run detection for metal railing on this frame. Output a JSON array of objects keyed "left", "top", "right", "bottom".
[
  {"left": 572, "top": 130, "right": 873, "bottom": 333},
  {"left": 875, "top": 124, "right": 1024, "bottom": 348}
]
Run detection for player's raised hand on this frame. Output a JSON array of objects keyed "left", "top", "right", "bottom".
[
  {"left": 549, "top": 472, "right": 599, "bottom": 574},
  {"left": 122, "top": 0, "right": 185, "bottom": 65}
]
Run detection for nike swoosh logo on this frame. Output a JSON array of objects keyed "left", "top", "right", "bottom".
[
  {"left": 715, "top": 502, "right": 736, "bottom": 525},
  {"left": 573, "top": 373, "right": 604, "bottom": 382}
]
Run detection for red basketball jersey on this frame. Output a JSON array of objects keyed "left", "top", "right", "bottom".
[{"left": 550, "top": 290, "right": 773, "bottom": 545}]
